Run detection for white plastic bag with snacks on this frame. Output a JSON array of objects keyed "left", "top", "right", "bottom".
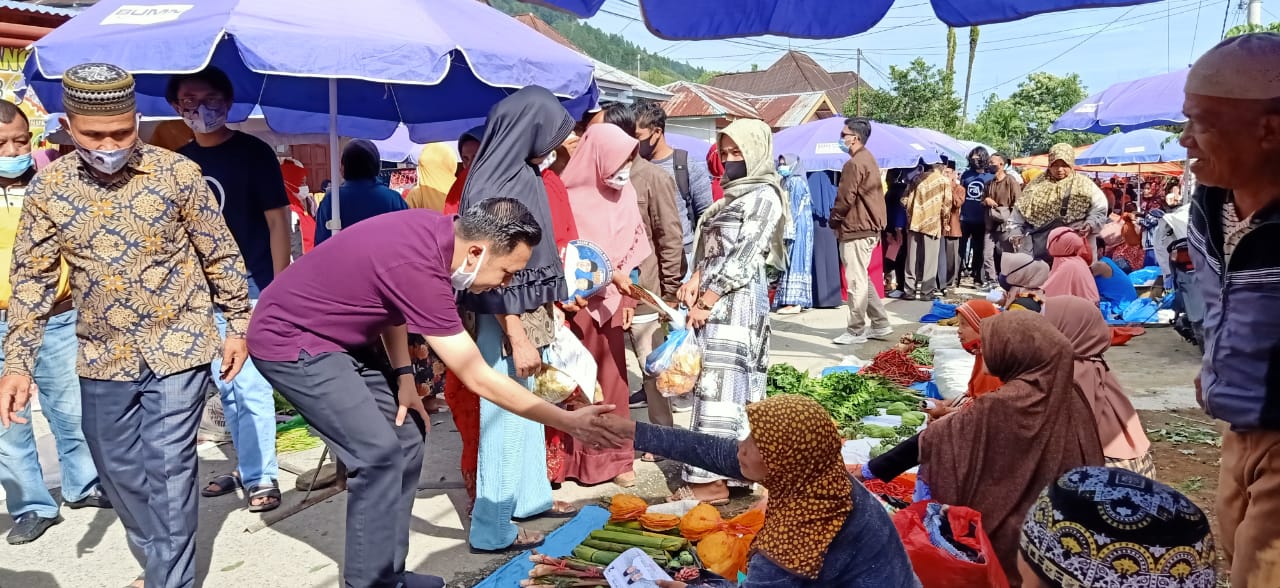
[{"left": 643, "top": 327, "right": 702, "bottom": 397}]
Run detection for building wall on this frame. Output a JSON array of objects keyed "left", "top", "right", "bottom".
[{"left": 666, "top": 117, "right": 718, "bottom": 143}]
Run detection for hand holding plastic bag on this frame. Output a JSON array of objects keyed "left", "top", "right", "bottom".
[{"left": 644, "top": 327, "right": 702, "bottom": 397}]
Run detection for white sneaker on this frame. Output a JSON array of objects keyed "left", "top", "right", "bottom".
[
  {"left": 832, "top": 331, "right": 868, "bottom": 345},
  {"left": 866, "top": 326, "right": 895, "bottom": 340}
]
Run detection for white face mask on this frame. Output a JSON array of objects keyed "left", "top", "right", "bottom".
[
  {"left": 76, "top": 144, "right": 133, "bottom": 175},
  {"left": 181, "top": 104, "right": 228, "bottom": 134},
  {"left": 450, "top": 247, "right": 487, "bottom": 291},
  {"left": 604, "top": 165, "right": 631, "bottom": 190},
  {"left": 536, "top": 150, "right": 557, "bottom": 173}
]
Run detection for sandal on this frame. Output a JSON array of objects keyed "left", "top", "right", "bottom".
[
  {"left": 640, "top": 453, "right": 664, "bottom": 463},
  {"left": 201, "top": 472, "right": 240, "bottom": 498},
  {"left": 469, "top": 526, "right": 545, "bottom": 554},
  {"left": 246, "top": 482, "right": 281, "bottom": 513},
  {"left": 667, "top": 485, "right": 729, "bottom": 506},
  {"left": 514, "top": 500, "right": 579, "bottom": 521}
]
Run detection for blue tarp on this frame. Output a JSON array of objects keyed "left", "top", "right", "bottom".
[
  {"left": 919, "top": 301, "right": 958, "bottom": 324},
  {"left": 536, "top": 0, "right": 1161, "bottom": 39},
  {"left": 473, "top": 505, "right": 611, "bottom": 588}
]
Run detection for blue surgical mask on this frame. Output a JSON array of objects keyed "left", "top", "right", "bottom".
[
  {"left": 0, "top": 153, "right": 32, "bottom": 178},
  {"left": 777, "top": 165, "right": 791, "bottom": 177},
  {"left": 838, "top": 142, "right": 851, "bottom": 154},
  {"left": 76, "top": 144, "right": 133, "bottom": 175}
]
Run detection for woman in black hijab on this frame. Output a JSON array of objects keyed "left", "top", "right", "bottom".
[{"left": 460, "top": 86, "right": 577, "bottom": 553}]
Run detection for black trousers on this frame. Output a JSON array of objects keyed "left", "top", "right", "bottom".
[
  {"left": 958, "top": 222, "right": 987, "bottom": 282},
  {"left": 255, "top": 350, "right": 426, "bottom": 588}
]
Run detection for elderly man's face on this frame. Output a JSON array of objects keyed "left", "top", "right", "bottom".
[{"left": 1181, "top": 93, "right": 1280, "bottom": 189}]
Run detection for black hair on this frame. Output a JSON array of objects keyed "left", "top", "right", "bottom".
[
  {"left": 603, "top": 103, "right": 637, "bottom": 137},
  {"left": 456, "top": 197, "right": 543, "bottom": 256},
  {"left": 990, "top": 152, "right": 1007, "bottom": 164},
  {"left": 0, "top": 100, "right": 28, "bottom": 126},
  {"left": 166, "top": 66, "right": 235, "bottom": 104},
  {"left": 967, "top": 146, "right": 990, "bottom": 170},
  {"left": 843, "top": 117, "right": 871, "bottom": 143},
  {"left": 341, "top": 139, "right": 381, "bottom": 181},
  {"left": 634, "top": 101, "right": 668, "bottom": 133}
]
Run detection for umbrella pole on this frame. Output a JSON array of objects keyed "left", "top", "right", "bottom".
[{"left": 327, "top": 78, "right": 342, "bottom": 234}]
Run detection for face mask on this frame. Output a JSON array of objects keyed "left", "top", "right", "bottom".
[
  {"left": 962, "top": 338, "right": 982, "bottom": 355},
  {"left": 451, "top": 247, "right": 487, "bottom": 291},
  {"left": 535, "top": 150, "right": 557, "bottom": 173},
  {"left": 76, "top": 144, "right": 133, "bottom": 175},
  {"left": 723, "top": 160, "right": 748, "bottom": 182},
  {"left": 181, "top": 104, "right": 227, "bottom": 134},
  {"left": 838, "top": 142, "right": 851, "bottom": 154},
  {"left": 637, "top": 135, "right": 656, "bottom": 160},
  {"left": 605, "top": 166, "right": 631, "bottom": 190},
  {"left": 0, "top": 153, "right": 32, "bottom": 179},
  {"left": 777, "top": 165, "right": 791, "bottom": 177}
]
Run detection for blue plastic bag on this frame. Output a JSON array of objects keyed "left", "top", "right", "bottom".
[{"left": 644, "top": 328, "right": 702, "bottom": 397}]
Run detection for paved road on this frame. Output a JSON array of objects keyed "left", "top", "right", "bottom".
[{"left": 0, "top": 299, "right": 1202, "bottom": 587}]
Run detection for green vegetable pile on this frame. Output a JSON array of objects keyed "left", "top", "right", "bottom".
[
  {"left": 908, "top": 346, "right": 933, "bottom": 366},
  {"left": 766, "top": 364, "right": 921, "bottom": 429}
]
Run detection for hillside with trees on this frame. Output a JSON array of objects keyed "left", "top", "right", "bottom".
[{"left": 488, "top": 0, "right": 706, "bottom": 85}]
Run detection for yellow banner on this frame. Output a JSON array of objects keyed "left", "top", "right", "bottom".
[{"left": 0, "top": 48, "right": 48, "bottom": 143}]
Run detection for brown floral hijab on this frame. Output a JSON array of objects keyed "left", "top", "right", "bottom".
[
  {"left": 1017, "top": 142, "right": 1097, "bottom": 229},
  {"left": 747, "top": 394, "right": 854, "bottom": 579}
]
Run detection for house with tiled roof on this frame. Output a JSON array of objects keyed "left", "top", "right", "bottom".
[
  {"left": 706, "top": 50, "right": 868, "bottom": 110},
  {"left": 659, "top": 81, "right": 839, "bottom": 142}
]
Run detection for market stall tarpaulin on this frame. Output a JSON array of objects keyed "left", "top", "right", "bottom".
[
  {"left": 532, "top": 0, "right": 1162, "bottom": 39},
  {"left": 24, "top": 0, "right": 599, "bottom": 231},
  {"left": 1051, "top": 68, "right": 1189, "bottom": 134}
]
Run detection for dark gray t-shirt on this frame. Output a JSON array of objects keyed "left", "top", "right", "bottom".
[{"left": 653, "top": 152, "right": 714, "bottom": 248}]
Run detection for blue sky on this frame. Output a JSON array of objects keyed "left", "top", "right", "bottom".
[{"left": 580, "top": 0, "right": 1276, "bottom": 104}]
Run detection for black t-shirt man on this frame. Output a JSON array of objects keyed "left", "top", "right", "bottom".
[{"left": 180, "top": 131, "right": 289, "bottom": 290}]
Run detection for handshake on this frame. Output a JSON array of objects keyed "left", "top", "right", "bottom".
[{"left": 558, "top": 406, "right": 637, "bottom": 450}]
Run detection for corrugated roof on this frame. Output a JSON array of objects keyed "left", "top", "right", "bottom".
[
  {"left": 750, "top": 92, "right": 834, "bottom": 129},
  {"left": 707, "top": 50, "right": 867, "bottom": 108},
  {"left": 513, "top": 12, "right": 669, "bottom": 102},
  {"left": 0, "top": 1, "right": 81, "bottom": 17},
  {"left": 661, "top": 81, "right": 759, "bottom": 119}
]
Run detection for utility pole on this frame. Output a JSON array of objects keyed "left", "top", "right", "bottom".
[
  {"left": 1248, "top": 0, "right": 1262, "bottom": 26},
  {"left": 856, "top": 48, "right": 863, "bottom": 116}
]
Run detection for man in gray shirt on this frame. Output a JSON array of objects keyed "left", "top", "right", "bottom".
[{"left": 634, "top": 102, "right": 714, "bottom": 257}]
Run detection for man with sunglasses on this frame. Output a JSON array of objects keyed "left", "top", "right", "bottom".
[{"left": 168, "top": 66, "right": 291, "bottom": 513}]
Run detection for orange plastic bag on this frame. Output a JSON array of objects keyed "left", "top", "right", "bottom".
[
  {"left": 679, "top": 505, "right": 766, "bottom": 577},
  {"left": 609, "top": 494, "right": 648, "bottom": 523},
  {"left": 639, "top": 513, "right": 680, "bottom": 532}
]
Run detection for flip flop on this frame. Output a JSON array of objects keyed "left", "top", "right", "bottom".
[
  {"left": 201, "top": 472, "right": 240, "bottom": 498},
  {"left": 667, "top": 485, "right": 729, "bottom": 506},
  {"left": 640, "top": 453, "right": 665, "bottom": 463},
  {"left": 468, "top": 528, "right": 545, "bottom": 554},
  {"left": 514, "top": 501, "right": 579, "bottom": 521}
]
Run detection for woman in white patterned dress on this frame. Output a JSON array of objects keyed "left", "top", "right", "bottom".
[{"left": 673, "top": 118, "right": 788, "bottom": 504}]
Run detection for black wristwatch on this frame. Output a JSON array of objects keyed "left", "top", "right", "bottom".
[{"left": 391, "top": 365, "right": 414, "bottom": 378}]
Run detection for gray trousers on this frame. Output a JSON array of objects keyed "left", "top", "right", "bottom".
[
  {"left": 255, "top": 350, "right": 426, "bottom": 588},
  {"left": 905, "top": 231, "right": 941, "bottom": 296},
  {"left": 983, "top": 229, "right": 1006, "bottom": 286},
  {"left": 80, "top": 364, "right": 211, "bottom": 588}
]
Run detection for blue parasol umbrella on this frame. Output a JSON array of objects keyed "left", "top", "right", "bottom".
[
  {"left": 534, "top": 0, "right": 1160, "bottom": 39},
  {"left": 1074, "top": 128, "right": 1187, "bottom": 166},
  {"left": 773, "top": 117, "right": 941, "bottom": 172},
  {"left": 666, "top": 132, "right": 712, "bottom": 156},
  {"left": 1051, "top": 68, "right": 1188, "bottom": 134},
  {"left": 25, "top": 0, "right": 598, "bottom": 230}
]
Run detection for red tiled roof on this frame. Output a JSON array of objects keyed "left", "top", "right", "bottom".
[
  {"left": 750, "top": 92, "right": 836, "bottom": 129},
  {"left": 513, "top": 13, "right": 581, "bottom": 53},
  {"left": 707, "top": 50, "right": 867, "bottom": 108}
]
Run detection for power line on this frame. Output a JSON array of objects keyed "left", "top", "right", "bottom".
[
  {"left": 1221, "top": 0, "right": 1233, "bottom": 38},
  {"left": 1188, "top": 0, "right": 1203, "bottom": 63},
  {"left": 969, "top": 5, "right": 1140, "bottom": 97}
]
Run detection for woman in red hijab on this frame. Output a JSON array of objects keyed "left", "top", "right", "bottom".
[{"left": 706, "top": 143, "right": 725, "bottom": 202}]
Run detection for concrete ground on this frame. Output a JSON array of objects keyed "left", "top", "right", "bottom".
[{"left": 0, "top": 297, "right": 1203, "bottom": 587}]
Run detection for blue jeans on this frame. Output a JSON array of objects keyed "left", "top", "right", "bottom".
[
  {"left": 209, "top": 280, "right": 278, "bottom": 488},
  {"left": 0, "top": 310, "right": 98, "bottom": 519}
]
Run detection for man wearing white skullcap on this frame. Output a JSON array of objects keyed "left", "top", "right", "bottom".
[{"left": 1182, "top": 32, "right": 1280, "bottom": 583}]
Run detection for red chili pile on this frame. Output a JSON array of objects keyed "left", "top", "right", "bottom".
[{"left": 862, "top": 349, "right": 930, "bottom": 386}]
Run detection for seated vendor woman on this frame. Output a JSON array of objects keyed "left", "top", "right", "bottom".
[{"left": 599, "top": 395, "right": 920, "bottom": 588}]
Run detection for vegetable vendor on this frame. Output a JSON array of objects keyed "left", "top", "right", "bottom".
[{"left": 597, "top": 394, "right": 920, "bottom": 587}]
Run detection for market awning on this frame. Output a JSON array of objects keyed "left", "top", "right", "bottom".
[{"left": 534, "top": 0, "right": 1162, "bottom": 39}]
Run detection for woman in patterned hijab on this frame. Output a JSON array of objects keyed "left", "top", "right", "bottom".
[
  {"left": 1020, "top": 466, "right": 1216, "bottom": 587},
  {"left": 1012, "top": 143, "right": 1109, "bottom": 253},
  {"left": 603, "top": 394, "right": 919, "bottom": 587}
]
